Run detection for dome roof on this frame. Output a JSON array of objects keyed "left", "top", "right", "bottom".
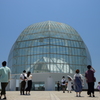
[
  {"left": 8, "top": 21, "right": 92, "bottom": 75},
  {"left": 17, "top": 21, "right": 82, "bottom": 41}
]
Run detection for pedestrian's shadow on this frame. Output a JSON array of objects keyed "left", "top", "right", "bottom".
[
  {"left": 88, "top": 96, "right": 98, "bottom": 98},
  {"left": 0, "top": 98, "right": 7, "bottom": 100},
  {"left": 75, "top": 96, "right": 84, "bottom": 97}
]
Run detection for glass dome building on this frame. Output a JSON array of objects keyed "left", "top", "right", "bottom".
[{"left": 8, "top": 21, "right": 91, "bottom": 91}]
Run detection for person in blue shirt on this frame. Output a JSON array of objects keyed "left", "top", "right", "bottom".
[{"left": 0, "top": 61, "right": 11, "bottom": 99}]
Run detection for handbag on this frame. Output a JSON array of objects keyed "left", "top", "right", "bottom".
[{"left": 93, "top": 77, "right": 96, "bottom": 82}]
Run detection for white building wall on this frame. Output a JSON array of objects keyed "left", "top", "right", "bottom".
[
  {"left": 8, "top": 73, "right": 87, "bottom": 91},
  {"left": 10, "top": 79, "right": 16, "bottom": 91}
]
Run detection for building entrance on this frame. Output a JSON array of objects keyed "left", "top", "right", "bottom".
[{"left": 32, "top": 82, "right": 45, "bottom": 91}]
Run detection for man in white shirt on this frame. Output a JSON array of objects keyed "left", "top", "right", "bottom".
[
  {"left": 61, "top": 76, "right": 66, "bottom": 93},
  {"left": 20, "top": 70, "right": 27, "bottom": 95}
]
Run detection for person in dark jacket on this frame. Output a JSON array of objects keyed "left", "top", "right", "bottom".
[
  {"left": 85, "top": 65, "right": 95, "bottom": 97},
  {"left": 57, "top": 81, "right": 60, "bottom": 91}
]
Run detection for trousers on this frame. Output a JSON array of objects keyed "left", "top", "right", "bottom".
[
  {"left": 1, "top": 82, "right": 8, "bottom": 95},
  {"left": 87, "top": 82, "right": 94, "bottom": 95},
  {"left": 20, "top": 81, "right": 26, "bottom": 95}
]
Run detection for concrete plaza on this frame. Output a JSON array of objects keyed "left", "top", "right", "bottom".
[{"left": 3, "top": 91, "right": 100, "bottom": 100}]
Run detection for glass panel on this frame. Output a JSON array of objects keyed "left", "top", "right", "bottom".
[
  {"left": 8, "top": 30, "right": 92, "bottom": 74},
  {"left": 32, "top": 82, "right": 45, "bottom": 91}
]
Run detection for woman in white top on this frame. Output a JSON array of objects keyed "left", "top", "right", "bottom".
[
  {"left": 25, "top": 71, "right": 32, "bottom": 95},
  {"left": 67, "top": 75, "right": 73, "bottom": 93},
  {"left": 73, "top": 69, "right": 83, "bottom": 97}
]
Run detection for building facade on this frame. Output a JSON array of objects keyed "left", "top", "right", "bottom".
[{"left": 8, "top": 21, "right": 91, "bottom": 91}]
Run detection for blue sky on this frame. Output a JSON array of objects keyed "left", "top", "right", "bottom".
[{"left": 0, "top": 0, "right": 100, "bottom": 86}]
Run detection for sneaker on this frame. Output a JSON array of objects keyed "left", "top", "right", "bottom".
[
  {"left": 76, "top": 95, "right": 78, "bottom": 97},
  {"left": 89, "top": 94, "right": 91, "bottom": 97},
  {"left": 93, "top": 95, "right": 95, "bottom": 97},
  {"left": 79, "top": 95, "right": 81, "bottom": 97},
  {"left": 28, "top": 93, "right": 30, "bottom": 95},
  {"left": 3, "top": 97, "right": 6, "bottom": 99}
]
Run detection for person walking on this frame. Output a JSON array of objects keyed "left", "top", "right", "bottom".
[
  {"left": 20, "top": 70, "right": 27, "bottom": 95},
  {"left": 0, "top": 61, "right": 11, "bottom": 99},
  {"left": 85, "top": 65, "right": 95, "bottom": 97},
  {"left": 61, "top": 76, "right": 66, "bottom": 93},
  {"left": 25, "top": 71, "right": 32, "bottom": 95},
  {"left": 67, "top": 75, "right": 73, "bottom": 93},
  {"left": 57, "top": 81, "right": 60, "bottom": 91},
  {"left": 73, "top": 69, "right": 83, "bottom": 97}
]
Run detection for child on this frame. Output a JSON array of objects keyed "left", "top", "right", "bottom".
[{"left": 97, "top": 82, "right": 100, "bottom": 93}]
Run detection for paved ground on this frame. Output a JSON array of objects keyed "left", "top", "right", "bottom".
[{"left": 1, "top": 91, "right": 100, "bottom": 100}]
